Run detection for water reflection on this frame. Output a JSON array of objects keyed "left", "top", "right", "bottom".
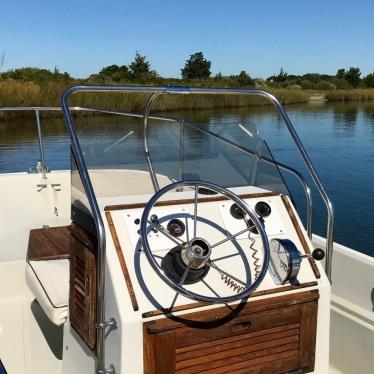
[
  {"left": 363, "top": 107, "right": 374, "bottom": 132},
  {"left": 332, "top": 105, "right": 359, "bottom": 135}
]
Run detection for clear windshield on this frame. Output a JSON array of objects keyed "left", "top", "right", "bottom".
[{"left": 71, "top": 112, "right": 290, "bottom": 200}]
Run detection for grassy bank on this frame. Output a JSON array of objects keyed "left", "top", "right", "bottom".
[
  {"left": 325, "top": 89, "right": 374, "bottom": 102},
  {"left": 0, "top": 79, "right": 311, "bottom": 118},
  {"left": 1, "top": 79, "right": 374, "bottom": 119}
]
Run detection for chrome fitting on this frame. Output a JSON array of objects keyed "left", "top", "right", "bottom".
[
  {"left": 96, "top": 364, "right": 115, "bottom": 374},
  {"left": 96, "top": 318, "right": 118, "bottom": 330}
]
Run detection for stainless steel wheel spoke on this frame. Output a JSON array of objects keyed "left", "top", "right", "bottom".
[
  {"left": 147, "top": 220, "right": 184, "bottom": 247},
  {"left": 211, "top": 224, "right": 256, "bottom": 249},
  {"left": 207, "top": 261, "right": 246, "bottom": 286},
  {"left": 211, "top": 252, "right": 240, "bottom": 262},
  {"left": 193, "top": 186, "right": 198, "bottom": 238},
  {"left": 202, "top": 279, "right": 220, "bottom": 297},
  {"left": 185, "top": 216, "right": 190, "bottom": 242},
  {"left": 170, "top": 292, "right": 179, "bottom": 309},
  {"left": 179, "top": 262, "right": 192, "bottom": 285}
]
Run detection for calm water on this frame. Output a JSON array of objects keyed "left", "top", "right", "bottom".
[{"left": 0, "top": 101, "right": 373, "bottom": 256}]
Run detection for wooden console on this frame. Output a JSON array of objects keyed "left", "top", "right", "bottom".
[{"left": 143, "top": 291, "right": 318, "bottom": 374}]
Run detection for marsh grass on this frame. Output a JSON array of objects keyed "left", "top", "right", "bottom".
[
  {"left": 325, "top": 89, "right": 374, "bottom": 102},
  {"left": 0, "top": 79, "right": 313, "bottom": 119},
  {"left": 1, "top": 79, "right": 373, "bottom": 120}
]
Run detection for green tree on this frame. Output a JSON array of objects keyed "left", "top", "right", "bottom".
[
  {"left": 303, "top": 73, "right": 322, "bottom": 83},
  {"left": 336, "top": 68, "right": 346, "bottom": 79},
  {"left": 237, "top": 70, "right": 255, "bottom": 86},
  {"left": 100, "top": 64, "right": 121, "bottom": 75},
  {"left": 129, "top": 52, "right": 156, "bottom": 81},
  {"left": 267, "top": 67, "right": 288, "bottom": 84},
  {"left": 1, "top": 67, "right": 71, "bottom": 83},
  {"left": 334, "top": 78, "right": 352, "bottom": 89},
  {"left": 344, "top": 67, "right": 361, "bottom": 88},
  {"left": 99, "top": 64, "right": 129, "bottom": 82},
  {"left": 275, "top": 67, "right": 288, "bottom": 82},
  {"left": 363, "top": 72, "right": 374, "bottom": 88},
  {"left": 316, "top": 81, "right": 336, "bottom": 90},
  {"left": 181, "top": 52, "right": 211, "bottom": 80},
  {"left": 300, "top": 80, "right": 316, "bottom": 89}
]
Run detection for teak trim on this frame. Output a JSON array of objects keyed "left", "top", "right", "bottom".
[
  {"left": 105, "top": 211, "right": 139, "bottom": 311},
  {"left": 142, "top": 281, "right": 318, "bottom": 319},
  {"left": 27, "top": 225, "right": 71, "bottom": 262},
  {"left": 281, "top": 195, "right": 321, "bottom": 279},
  {"left": 145, "top": 290, "right": 319, "bottom": 333},
  {"left": 104, "top": 191, "right": 279, "bottom": 211}
]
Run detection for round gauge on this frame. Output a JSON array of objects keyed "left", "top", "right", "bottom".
[{"left": 269, "top": 239, "right": 301, "bottom": 285}]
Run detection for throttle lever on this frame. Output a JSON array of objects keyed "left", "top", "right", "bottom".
[{"left": 300, "top": 248, "right": 325, "bottom": 261}]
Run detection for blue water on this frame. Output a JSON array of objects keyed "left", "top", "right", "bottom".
[{"left": 0, "top": 101, "right": 373, "bottom": 256}]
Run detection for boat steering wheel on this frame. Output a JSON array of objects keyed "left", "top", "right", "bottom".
[{"left": 140, "top": 180, "right": 270, "bottom": 304}]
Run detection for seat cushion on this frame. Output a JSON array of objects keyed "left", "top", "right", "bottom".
[{"left": 26, "top": 259, "right": 70, "bottom": 326}]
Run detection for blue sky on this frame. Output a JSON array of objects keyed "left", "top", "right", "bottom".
[{"left": 1, "top": 0, "right": 373, "bottom": 78}]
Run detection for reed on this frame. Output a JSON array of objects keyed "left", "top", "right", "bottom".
[
  {"left": 6, "top": 79, "right": 374, "bottom": 120},
  {"left": 0, "top": 79, "right": 314, "bottom": 120},
  {"left": 325, "top": 89, "right": 374, "bottom": 102}
]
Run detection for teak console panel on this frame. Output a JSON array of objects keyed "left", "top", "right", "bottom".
[
  {"left": 69, "top": 223, "right": 98, "bottom": 351},
  {"left": 144, "top": 291, "right": 318, "bottom": 374}
]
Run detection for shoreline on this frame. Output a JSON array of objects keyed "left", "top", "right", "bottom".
[{"left": 1, "top": 81, "right": 374, "bottom": 120}]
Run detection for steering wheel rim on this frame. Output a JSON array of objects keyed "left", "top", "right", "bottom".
[{"left": 140, "top": 180, "right": 270, "bottom": 304}]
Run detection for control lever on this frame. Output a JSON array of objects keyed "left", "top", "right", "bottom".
[{"left": 300, "top": 248, "right": 325, "bottom": 261}]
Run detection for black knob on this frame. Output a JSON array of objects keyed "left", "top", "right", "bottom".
[
  {"left": 255, "top": 201, "right": 271, "bottom": 217},
  {"left": 150, "top": 214, "right": 158, "bottom": 223},
  {"left": 312, "top": 248, "right": 325, "bottom": 261},
  {"left": 167, "top": 219, "right": 186, "bottom": 237},
  {"left": 246, "top": 217, "right": 264, "bottom": 235},
  {"left": 230, "top": 203, "right": 245, "bottom": 220}
]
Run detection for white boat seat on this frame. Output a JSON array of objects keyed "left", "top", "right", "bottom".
[{"left": 26, "top": 259, "right": 70, "bottom": 326}]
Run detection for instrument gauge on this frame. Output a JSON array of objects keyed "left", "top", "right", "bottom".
[{"left": 269, "top": 239, "right": 301, "bottom": 285}]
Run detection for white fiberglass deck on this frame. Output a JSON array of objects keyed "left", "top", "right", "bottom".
[{"left": 0, "top": 171, "right": 373, "bottom": 373}]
